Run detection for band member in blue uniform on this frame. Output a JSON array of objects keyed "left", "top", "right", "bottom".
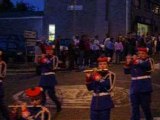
[
  {"left": 124, "top": 47, "right": 154, "bottom": 120},
  {"left": 0, "top": 51, "right": 10, "bottom": 120},
  {"left": 84, "top": 56, "right": 116, "bottom": 120},
  {"left": 38, "top": 46, "right": 61, "bottom": 112},
  {"left": 10, "top": 87, "right": 50, "bottom": 120}
]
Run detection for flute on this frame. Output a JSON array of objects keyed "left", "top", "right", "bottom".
[
  {"left": 9, "top": 105, "right": 42, "bottom": 108},
  {"left": 83, "top": 68, "right": 108, "bottom": 73}
]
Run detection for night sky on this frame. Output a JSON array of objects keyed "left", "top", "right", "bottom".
[{"left": 11, "top": 0, "right": 44, "bottom": 11}]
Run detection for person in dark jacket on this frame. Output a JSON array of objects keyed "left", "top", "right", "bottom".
[
  {"left": 84, "top": 56, "right": 116, "bottom": 120},
  {"left": 124, "top": 47, "right": 154, "bottom": 120}
]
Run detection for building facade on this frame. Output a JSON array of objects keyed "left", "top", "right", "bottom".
[
  {"left": 0, "top": 0, "right": 160, "bottom": 40},
  {"left": 0, "top": 12, "right": 43, "bottom": 37},
  {"left": 131, "top": 0, "right": 160, "bottom": 36},
  {"left": 44, "top": 0, "right": 160, "bottom": 40},
  {"left": 0, "top": 12, "right": 44, "bottom": 60},
  {"left": 44, "top": 0, "right": 108, "bottom": 40}
]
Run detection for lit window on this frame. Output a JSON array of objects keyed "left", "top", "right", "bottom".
[
  {"left": 49, "top": 24, "right": 55, "bottom": 41},
  {"left": 137, "top": 23, "right": 149, "bottom": 36}
]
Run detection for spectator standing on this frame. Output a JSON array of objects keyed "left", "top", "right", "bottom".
[
  {"left": 106, "top": 38, "right": 115, "bottom": 60},
  {"left": 68, "top": 40, "right": 75, "bottom": 70},
  {"left": 78, "top": 35, "right": 85, "bottom": 68},
  {"left": 114, "top": 37, "right": 124, "bottom": 64},
  {"left": 156, "top": 34, "right": 160, "bottom": 59},
  {"left": 127, "top": 33, "right": 137, "bottom": 55},
  {"left": 54, "top": 36, "right": 61, "bottom": 58},
  {"left": 73, "top": 35, "right": 80, "bottom": 67},
  {"left": 104, "top": 36, "right": 111, "bottom": 57},
  {"left": 90, "top": 35, "right": 101, "bottom": 66},
  {"left": 84, "top": 35, "right": 91, "bottom": 67}
]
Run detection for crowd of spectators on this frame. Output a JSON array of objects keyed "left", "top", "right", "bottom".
[{"left": 35, "top": 33, "right": 160, "bottom": 70}]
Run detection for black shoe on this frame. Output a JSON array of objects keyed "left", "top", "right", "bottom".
[
  {"left": 56, "top": 107, "right": 62, "bottom": 112},
  {"left": 56, "top": 103, "right": 62, "bottom": 112}
]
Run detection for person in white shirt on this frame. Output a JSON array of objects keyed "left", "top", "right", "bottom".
[
  {"left": 73, "top": 35, "right": 80, "bottom": 66},
  {"left": 114, "top": 37, "right": 124, "bottom": 64}
]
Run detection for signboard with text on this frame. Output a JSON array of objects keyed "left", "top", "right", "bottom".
[
  {"left": 24, "top": 30, "right": 37, "bottom": 46},
  {"left": 24, "top": 30, "right": 37, "bottom": 60}
]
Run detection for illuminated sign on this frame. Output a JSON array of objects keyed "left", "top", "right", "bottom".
[
  {"left": 67, "top": 5, "right": 83, "bottom": 11},
  {"left": 24, "top": 30, "right": 37, "bottom": 46},
  {"left": 24, "top": 31, "right": 36, "bottom": 39}
]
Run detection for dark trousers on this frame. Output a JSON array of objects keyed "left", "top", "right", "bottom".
[
  {"left": 0, "top": 99, "right": 10, "bottom": 120},
  {"left": 105, "top": 48, "right": 113, "bottom": 58},
  {"left": 41, "top": 86, "right": 61, "bottom": 111},
  {"left": 36, "top": 65, "right": 41, "bottom": 75},
  {"left": 115, "top": 50, "right": 122, "bottom": 64},
  {"left": 91, "top": 109, "right": 111, "bottom": 120},
  {"left": 130, "top": 92, "right": 153, "bottom": 120},
  {"left": 90, "top": 50, "right": 100, "bottom": 65},
  {"left": 68, "top": 54, "right": 75, "bottom": 70},
  {"left": 84, "top": 50, "right": 90, "bottom": 66},
  {"left": 0, "top": 84, "right": 10, "bottom": 120},
  {"left": 78, "top": 50, "right": 84, "bottom": 66}
]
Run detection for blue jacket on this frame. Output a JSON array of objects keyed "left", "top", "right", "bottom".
[
  {"left": 39, "top": 56, "right": 57, "bottom": 87},
  {"left": 86, "top": 70, "right": 115, "bottom": 110},
  {"left": 124, "top": 58, "right": 153, "bottom": 94},
  {"left": 29, "top": 107, "right": 48, "bottom": 120},
  {"left": 18, "top": 107, "right": 48, "bottom": 120}
]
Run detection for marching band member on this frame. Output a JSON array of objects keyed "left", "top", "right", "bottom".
[
  {"left": 38, "top": 46, "right": 61, "bottom": 112},
  {"left": 10, "top": 87, "right": 51, "bottom": 120},
  {"left": 124, "top": 47, "right": 154, "bottom": 120},
  {"left": 0, "top": 51, "right": 10, "bottom": 120},
  {"left": 84, "top": 56, "right": 116, "bottom": 120}
]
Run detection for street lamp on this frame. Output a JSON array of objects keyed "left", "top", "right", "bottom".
[{"left": 126, "top": 0, "right": 129, "bottom": 34}]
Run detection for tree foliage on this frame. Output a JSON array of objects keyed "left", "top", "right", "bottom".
[
  {"left": 16, "top": 1, "right": 28, "bottom": 11},
  {"left": 0, "top": 0, "right": 36, "bottom": 12},
  {"left": 15, "top": 1, "right": 36, "bottom": 11},
  {"left": 0, "top": 0, "right": 14, "bottom": 12}
]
